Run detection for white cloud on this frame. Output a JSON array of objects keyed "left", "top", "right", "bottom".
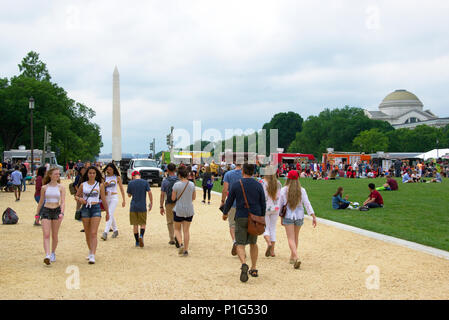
[{"left": 1, "top": 0, "right": 449, "bottom": 154}]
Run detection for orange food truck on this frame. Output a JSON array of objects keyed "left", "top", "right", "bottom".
[{"left": 322, "top": 152, "right": 371, "bottom": 167}]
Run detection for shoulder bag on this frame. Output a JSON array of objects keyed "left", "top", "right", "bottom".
[
  {"left": 75, "top": 181, "right": 98, "bottom": 220},
  {"left": 239, "top": 180, "right": 265, "bottom": 236}
]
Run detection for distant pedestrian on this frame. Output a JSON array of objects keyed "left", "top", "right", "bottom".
[
  {"left": 127, "top": 171, "right": 153, "bottom": 248},
  {"left": 160, "top": 163, "right": 179, "bottom": 246},
  {"left": 11, "top": 166, "right": 23, "bottom": 201},
  {"left": 20, "top": 164, "right": 28, "bottom": 192},
  {"left": 201, "top": 166, "right": 214, "bottom": 205},
  {"left": 33, "top": 166, "right": 47, "bottom": 226},
  {"left": 171, "top": 166, "right": 196, "bottom": 257},
  {"left": 35, "top": 168, "right": 65, "bottom": 265}
]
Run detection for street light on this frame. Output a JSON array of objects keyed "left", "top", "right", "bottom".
[{"left": 29, "top": 97, "right": 35, "bottom": 178}]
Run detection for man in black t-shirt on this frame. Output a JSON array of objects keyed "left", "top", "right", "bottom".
[{"left": 20, "top": 164, "right": 28, "bottom": 192}]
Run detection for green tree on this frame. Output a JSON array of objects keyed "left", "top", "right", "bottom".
[
  {"left": 288, "top": 106, "right": 394, "bottom": 157},
  {"left": 353, "top": 128, "right": 389, "bottom": 153},
  {"left": 262, "top": 112, "right": 303, "bottom": 153},
  {"left": 0, "top": 52, "right": 102, "bottom": 163},
  {"left": 18, "top": 51, "right": 51, "bottom": 81}
]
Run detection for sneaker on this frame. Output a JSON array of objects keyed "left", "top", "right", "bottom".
[
  {"left": 182, "top": 251, "right": 189, "bottom": 257},
  {"left": 112, "top": 230, "right": 119, "bottom": 238},
  {"left": 231, "top": 243, "right": 237, "bottom": 256},
  {"left": 86, "top": 252, "right": 92, "bottom": 260},
  {"left": 135, "top": 241, "right": 139, "bottom": 247},
  {"left": 202, "top": 200, "right": 205, "bottom": 204},
  {"left": 50, "top": 253, "right": 56, "bottom": 262},
  {"left": 44, "top": 255, "right": 51, "bottom": 265},
  {"left": 88, "top": 254, "right": 95, "bottom": 264},
  {"left": 178, "top": 245, "right": 184, "bottom": 255},
  {"left": 139, "top": 237, "right": 144, "bottom": 248},
  {"left": 101, "top": 232, "right": 107, "bottom": 241}
]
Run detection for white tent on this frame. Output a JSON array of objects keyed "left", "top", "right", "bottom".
[{"left": 416, "top": 149, "right": 449, "bottom": 160}]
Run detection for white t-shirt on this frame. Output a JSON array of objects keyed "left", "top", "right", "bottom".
[
  {"left": 261, "top": 179, "right": 282, "bottom": 215},
  {"left": 279, "top": 186, "right": 314, "bottom": 220}
]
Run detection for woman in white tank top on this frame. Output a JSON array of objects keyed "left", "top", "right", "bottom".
[
  {"left": 35, "top": 168, "right": 65, "bottom": 266},
  {"left": 75, "top": 166, "right": 109, "bottom": 264},
  {"left": 101, "top": 163, "right": 126, "bottom": 240}
]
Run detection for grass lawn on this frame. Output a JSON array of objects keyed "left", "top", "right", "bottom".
[{"left": 196, "top": 177, "right": 449, "bottom": 252}]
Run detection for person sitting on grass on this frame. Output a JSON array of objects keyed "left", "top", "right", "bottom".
[
  {"left": 430, "top": 172, "right": 442, "bottom": 183},
  {"left": 402, "top": 171, "right": 412, "bottom": 183},
  {"left": 332, "top": 187, "right": 351, "bottom": 209},
  {"left": 376, "top": 176, "right": 398, "bottom": 191},
  {"left": 363, "top": 183, "right": 384, "bottom": 209}
]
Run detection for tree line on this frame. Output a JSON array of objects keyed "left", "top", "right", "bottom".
[
  {"left": 184, "top": 108, "right": 449, "bottom": 158},
  {"left": 0, "top": 51, "right": 103, "bottom": 164}
]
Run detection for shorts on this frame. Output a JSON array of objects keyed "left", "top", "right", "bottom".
[
  {"left": 282, "top": 217, "right": 304, "bottom": 226},
  {"left": 130, "top": 211, "right": 147, "bottom": 225},
  {"left": 173, "top": 211, "right": 193, "bottom": 222},
  {"left": 13, "top": 184, "right": 21, "bottom": 190},
  {"left": 41, "top": 206, "right": 62, "bottom": 220},
  {"left": 81, "top": 204, "right": 101, "bottom": 219},
  {"left": 235, "top": 217, "right": 258, "bottom": 245},
  {"left": 228, "top": 207, "right": 236, "bottom": 229}
]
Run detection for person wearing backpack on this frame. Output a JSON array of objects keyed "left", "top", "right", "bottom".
[
  {"left": 35, "top": 168, "right": 66, "bottom": 265},
  {"left": 171, "top": 166, "right": 196, "bottom": 257},
  {"left": 160, "top": 163, "right": 179, "bottom": 246},
  {"left": 201, "top": 166, "right": 214, "bottom": 205}
]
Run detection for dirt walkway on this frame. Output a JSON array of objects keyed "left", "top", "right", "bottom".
[{"left": 0, "top": 180, "right": 448, "bottom": 299}]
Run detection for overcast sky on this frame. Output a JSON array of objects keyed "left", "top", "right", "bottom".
[{"left": 2, "top": 0, "right": 449, "bottom": 154}]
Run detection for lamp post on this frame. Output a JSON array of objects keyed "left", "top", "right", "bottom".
[{"left": 29, "top": 97, "right": 35, "bottom": 177}]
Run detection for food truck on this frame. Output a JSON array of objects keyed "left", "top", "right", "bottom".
[{"left": 322, "top": 152, "right": 371, "bottom": 167}]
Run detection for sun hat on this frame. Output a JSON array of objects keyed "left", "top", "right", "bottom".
[
  {"left": 131, "top": 170, "right": 141, "bottom": 177},
  {"left": 287, "top": 170, "right": 299, "bottom": 180}
]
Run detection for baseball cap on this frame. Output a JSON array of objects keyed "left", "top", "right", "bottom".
[
  {"left": 287, "top": 170, "right": 299, "bottom": 180},
  {"left": 131, "top": 170, "right": 141, "bottom": 177}
]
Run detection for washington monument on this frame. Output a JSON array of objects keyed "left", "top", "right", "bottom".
[{"left": 112, "top": 66, "right": 122, "bottom": 161}]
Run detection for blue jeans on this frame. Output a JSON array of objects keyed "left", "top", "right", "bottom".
[
  {"left": 282, "top": 217, "right": 304, "bottom": 226},
  {"left": 22, "top": 179, "right": 26, "bottom": 192},
  {"left": 81, "top": 204, "right": 102, "bottom": 219}
]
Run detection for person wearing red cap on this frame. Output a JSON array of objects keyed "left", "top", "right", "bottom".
[
  {"left": 127, "top": 170, "right": 153, "bottom": 247},
  {"left": 279, "top": 169, "right": 317, "bottom": 269}
]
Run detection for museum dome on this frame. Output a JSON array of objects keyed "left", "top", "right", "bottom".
[{"left": 379, "top": 89, "right": 423, "bottom": 116}]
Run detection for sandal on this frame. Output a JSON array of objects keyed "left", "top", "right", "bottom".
[
  {"left": 249, "top": 269, "right": 258, "bottom": 277},
  {"left": 294, "top": 259, "right": 301, "bottom": 269},
  {"left": 265, "top": 245, "right": 272, "bottom": 257},
  {"left": 240, "top": 263, "right": 249, "bottom": 282}
]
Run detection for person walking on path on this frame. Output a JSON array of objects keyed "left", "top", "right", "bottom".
[
  {"left": 171, "top": 166, "right": 196, "bottom": 257},
  {"left": 127, "top": 171, "right": 153, "bottom": 248},
  {"left": 101, "top": 163, "right": 126, "bottom": 241},
  {"left": 11, "top": 166, "right": 23, "bottom": 201},
  {"left": 35, "top": 168, "right": 65, "bottom": 265},
  {"left": 75, "top": 166, "right": 109, "bottom": 264},
  {"left": 202, "top": 166, "right": 214, "bottom": 204},
  {"left": 261, "top": 170, "right": 282, "bottom": 257},
  {"left": 221, "top": 163, "right": 242, "bottom": 256},
  {"left": 160, "top": 163, "right": 179, "bottom": 246},
  {"left": 33, "top": 166, "right": 47, "bottom": 226},
  {"left": 279, "top": 170, "right": 317, "bottom": 269},
  {"left": 20, "top": 164, "right": 28, "bottom": 192},
  {"left": 222, "top": 163, "right": 266, "bottom": 282}
]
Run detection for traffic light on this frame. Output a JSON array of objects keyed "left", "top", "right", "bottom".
[
  {"left": 47, "top": 131, "right": 52, "bottom": 144},
  {"left": 150, "top": 142, "right": 154, "bottom": 150}
]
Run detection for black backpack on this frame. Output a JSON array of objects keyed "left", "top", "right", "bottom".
[
  {"left": 2, "top": 207, "right": 19, "bottom": 224},
  {"left": 165, "top": 177, "right": 179, "bottom": 204}
]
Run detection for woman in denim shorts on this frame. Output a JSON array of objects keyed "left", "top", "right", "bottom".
[
  {"left": 75, "top": 166, "right": 109, "bottom": 264},
  {"left": 35, "top": 168, "right": 65, "bottom": 266},
  {"left": 279, "top": 170, "right": 317, "bottom": 269}
]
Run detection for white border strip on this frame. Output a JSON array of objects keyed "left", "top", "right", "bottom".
[{"left": 201, "top": 187, "right": 449, "bottom": 261}]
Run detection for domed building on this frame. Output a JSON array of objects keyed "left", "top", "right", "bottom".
[{"left": 364, "top": 89, "right": 449, "bottom": 129}]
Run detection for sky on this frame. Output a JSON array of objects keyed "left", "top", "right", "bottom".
[{"left": 1, "top": 0, "right": 449, "bottom": 154}]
